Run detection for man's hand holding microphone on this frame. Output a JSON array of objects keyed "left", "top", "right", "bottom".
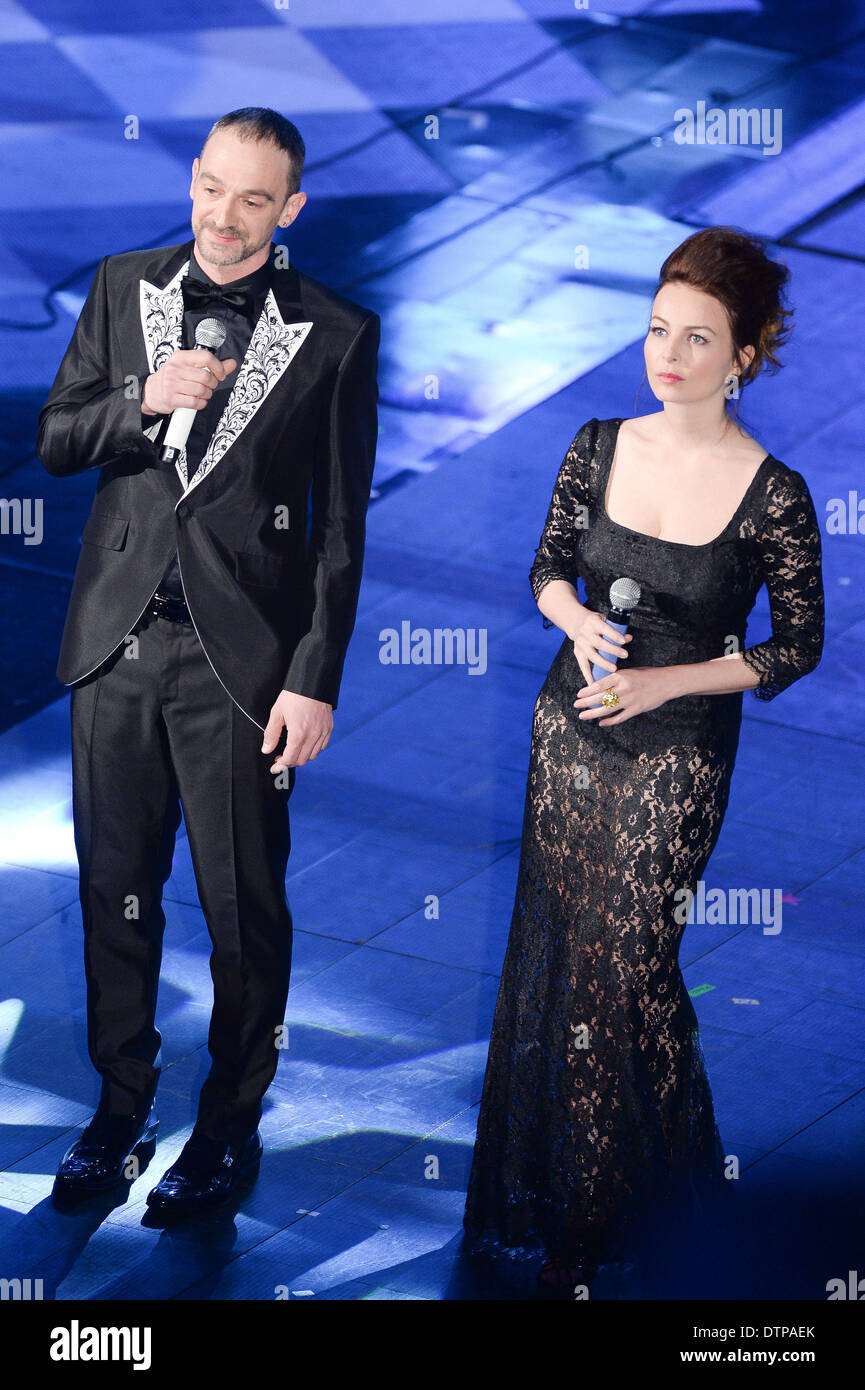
[{"left": 141, "top": 347, "right": 237, "bottom": 418}]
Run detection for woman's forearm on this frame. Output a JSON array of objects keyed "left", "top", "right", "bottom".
[
  {"left": 667, "top": 652, "right": 760, "bottom": 698},
  {"left": 537, "top": 583, "right": 761, "bottom": 698},
  {"left": 535, "top": 579, "right": 585, "bottom": 640}
]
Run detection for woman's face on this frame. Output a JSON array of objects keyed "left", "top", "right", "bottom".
[{"left": 644, "top": 280, "right": 752, "bottom": 405}]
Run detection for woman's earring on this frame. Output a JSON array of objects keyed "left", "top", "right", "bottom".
[{"left": 723, "top": 372, "right": 740, "bottom": 400}]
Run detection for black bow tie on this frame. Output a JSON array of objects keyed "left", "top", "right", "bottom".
[{"left": 181, "top": 277, "right": 258, "bottom": 319}]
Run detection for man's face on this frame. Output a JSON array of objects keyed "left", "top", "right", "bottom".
[{"left": 189, "top": 129, "right": 305, "bottom": 275}]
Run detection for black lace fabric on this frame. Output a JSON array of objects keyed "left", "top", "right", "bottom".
[{"left": 462, "top": 416, "right": 825, "bottom": 1271}]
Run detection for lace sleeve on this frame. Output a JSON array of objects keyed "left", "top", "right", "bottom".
[
  {"left": 529, "top": 420, "right": 595, "bottom": 621},
  {"left": 741, "top": 467, "right": 825, "bottom": 700}
]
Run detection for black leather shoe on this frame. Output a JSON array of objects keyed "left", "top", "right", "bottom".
[
  {"left": 144, "top": 1130, "right": 262, "bottom": 1218},
  {"left": 53, "top": 1105, "right": 159, "bottom": 1206}
]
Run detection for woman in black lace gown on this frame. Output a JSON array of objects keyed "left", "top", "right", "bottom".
[{"left": 462, "top": 228, "right": 825, "bottom": 1290}]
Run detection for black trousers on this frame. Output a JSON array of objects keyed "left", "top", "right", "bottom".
[{"left": 70, "top": 609, "right": 295, "bottom": 1142}]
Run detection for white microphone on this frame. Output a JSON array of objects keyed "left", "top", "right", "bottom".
[{"left": 160, "top": 317, "right": 227, "bottom": 464}]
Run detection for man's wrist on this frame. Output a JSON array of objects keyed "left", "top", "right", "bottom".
[{"left": 140, "top": 375, "right": 159, "bottom": 416}]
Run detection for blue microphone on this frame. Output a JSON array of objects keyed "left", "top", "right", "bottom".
[{"left": 590, "top": 577, "right": 641, "bottom": 703}]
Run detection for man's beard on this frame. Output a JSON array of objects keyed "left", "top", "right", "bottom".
[{"left": 194, "top": 222, "right": 271, "bottom": 268}]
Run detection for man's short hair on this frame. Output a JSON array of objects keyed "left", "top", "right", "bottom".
[{"left": 203, "top": 108, "right": 306, "bottom": 198}]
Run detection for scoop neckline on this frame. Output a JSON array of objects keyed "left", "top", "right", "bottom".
[{"left": 600, "top": 416, "right": 772, "bottom": 550}]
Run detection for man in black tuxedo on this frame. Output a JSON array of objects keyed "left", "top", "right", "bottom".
[{"left": 37, "top": 107, "right": 379, "bottom": 1217}]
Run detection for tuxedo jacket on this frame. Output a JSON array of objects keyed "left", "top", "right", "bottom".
[{"left": 37, "top": 238, "right": 380, "bottom": 729}]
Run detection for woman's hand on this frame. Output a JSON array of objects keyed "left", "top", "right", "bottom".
[
  {"left": 574, "top": 666, "right": 682, "bottom": 726},
  {"left": 569, "top": 606, "right": 633, "bottom": 685}
]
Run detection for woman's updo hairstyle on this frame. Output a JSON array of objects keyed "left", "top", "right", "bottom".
[{"left": 656, "top": 226, "right": 792, "bottom": 391}]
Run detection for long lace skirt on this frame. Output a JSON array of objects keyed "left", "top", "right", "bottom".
[{"left": 462, "top": 670, "right": 737, "bottom": 1270}]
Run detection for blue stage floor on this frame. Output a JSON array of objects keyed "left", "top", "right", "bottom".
[{"left": 0, "top": 0, "right": 863, "bottom": 1301}]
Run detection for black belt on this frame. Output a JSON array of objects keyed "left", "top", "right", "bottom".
[{"left": 147, "top": 591, "right": 191, "bottom": 623}]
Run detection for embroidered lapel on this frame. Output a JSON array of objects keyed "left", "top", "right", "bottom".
[
  {"left": 139, "top": 260, "right": 188, "bottom": 484},
  {"left": 184, "top": 291, "right": 312, "bottom": 497},
  {"left": 138, "top": 258, "right": 312, "bottom": 497}
]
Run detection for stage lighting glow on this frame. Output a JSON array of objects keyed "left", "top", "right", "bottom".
[
  {"left": 0, "top": 795, "right": 76, "bottom": 871},
  {"left": 0, "top": 998, "right": 24, "bottom": 1066}
]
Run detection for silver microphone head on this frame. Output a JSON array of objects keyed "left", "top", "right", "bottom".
[
  {"left": 609, "top": 577, "right": 641, "bottom": 611},
  {"left": 194, "top": 316, "right": 227, "bottom": 352}
]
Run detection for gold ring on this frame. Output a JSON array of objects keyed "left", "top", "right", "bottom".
[{"left": 600, "top": 690, "right": 620, "bottom": 707}]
